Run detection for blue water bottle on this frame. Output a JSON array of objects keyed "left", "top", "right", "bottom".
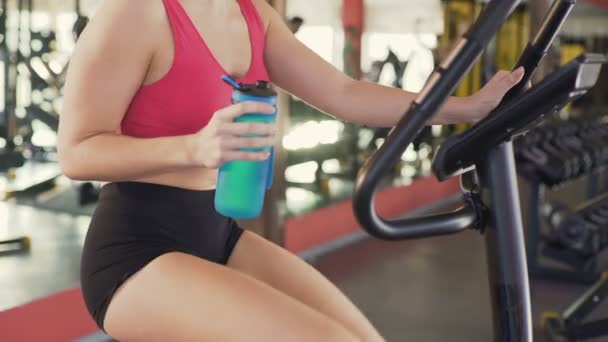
[{"left": 215, "top": 76, "right": 278, "bottom": 219}]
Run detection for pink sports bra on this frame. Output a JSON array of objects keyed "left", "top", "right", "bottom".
[{"left": 121, "top": 0, "right": 270, "bottom": 138}]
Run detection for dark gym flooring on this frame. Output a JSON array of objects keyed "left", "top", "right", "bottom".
[
  {"left": 318, "top": 230, "right": 607, "bottom": 342},
  {"left": 1, "top": 179, "right": 607, "bottom": 341}
]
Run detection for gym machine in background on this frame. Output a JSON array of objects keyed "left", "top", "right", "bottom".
[
  {"left": 354, "top": 0, "right": 606, "bottom": 341},
  {"left": 516, "top": 116, "right": 608, "bottom": 341},
  {"left": 4, "top": 0, "right": 88, "bottom": 159},
  {"left": 1, "top": 0, "right": 25, "bottom": 170},
  {"left": 543, "top": 272, "right": 608, "bottom": 341},
  {"left": 1, "top": 0, "right": 30, "bottom": 256},
  {"left": 0, "top": 0, "right": 98, "bottom": 211}
]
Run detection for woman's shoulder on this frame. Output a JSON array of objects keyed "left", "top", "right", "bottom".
[
  {"left": 77, "top": 0, "right": 164, "bottom": 59},
  {"left": 82, "top": 0, "right": 168, "bottom": 50}
]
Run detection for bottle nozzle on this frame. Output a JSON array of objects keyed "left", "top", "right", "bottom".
[{"left": 222, "top": 75, "right": 242, "bottom": 89}]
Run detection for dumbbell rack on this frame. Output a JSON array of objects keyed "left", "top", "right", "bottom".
[
  {"left": 518, "top": 119, "right": 608, "bottom": 284},
  {"left": 542, "top": 272, "right": 608, "bottom": 342},
  {"left": 524, "top": 177, "right": 606, "bottom": 283}
]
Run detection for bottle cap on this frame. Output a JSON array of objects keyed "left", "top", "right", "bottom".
[
  {"left": 221, "top": 75, "right": 242, "bottom": 89},
  {"left": 222, "top": 75, "right": 277, "bottom": 98},
  {"left": 240, "top": 86, "right": 277, "bottom": 100}
]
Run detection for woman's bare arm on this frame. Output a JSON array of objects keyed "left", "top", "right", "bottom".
[
  {"left": 257, "top": 1, "right": 523, "bottom": 127},
  {"left": 58, "top": 0, "right": 194, "bottom": 182}
]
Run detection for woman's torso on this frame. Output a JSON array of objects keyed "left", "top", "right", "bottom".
[{"left": 121, "top": 0, "right": 270, "bottom": 190}]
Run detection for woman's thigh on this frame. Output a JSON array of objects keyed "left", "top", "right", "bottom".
[
  {"left": 227, "top": 231, "right": 385, "bottom": 342},
  {"left": 103, "top": 252, "right": 359, "bottom": 342}
]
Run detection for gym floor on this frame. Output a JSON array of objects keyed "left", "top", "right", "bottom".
[{"left": 1, "top": 178, "right": 606, "bottom": 341}]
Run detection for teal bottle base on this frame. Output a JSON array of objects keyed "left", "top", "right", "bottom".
[{"left": 215, "top": 159, "right": 268, "bottom": 219}]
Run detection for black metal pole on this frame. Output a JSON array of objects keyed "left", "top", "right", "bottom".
[
  {"left": 525, "top": 178, "right": 544, "bottom": 275},
  {"left": 479, "top": 143, "right": 533, "bottom": 342}
]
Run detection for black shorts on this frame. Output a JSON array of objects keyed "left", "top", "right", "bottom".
[{"left": 80, "top": 182, "right": 244, "bottom": 331}]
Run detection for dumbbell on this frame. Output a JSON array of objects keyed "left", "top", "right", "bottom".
[
  {"left": 577, "top": 124, "right": 608, "bottom": 168},
  {"left": 585, "top": 205, "right": 608, "bottom": 247},
  {"left": 560, "top": 217, "right": 598, "bottom": 257},
  {"left": 538, "top": 139, "right": 578, "bottom": 183},
  {"left": 515, "top": 127, "right": 559, "bottom": 183},
  {"left": 560, "top": 124, "right": 592, "bottom": 173},
  {"left": 545, "top": 203, "right": 600, "bottom": 257}
]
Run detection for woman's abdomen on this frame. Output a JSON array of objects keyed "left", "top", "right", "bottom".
[{"left": 132, "top": 167, "right": 219, "bottom": 191}]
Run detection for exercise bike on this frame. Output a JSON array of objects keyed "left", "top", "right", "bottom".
[{"left": 353, "top": 0, "right": 606, "bottom": 341}]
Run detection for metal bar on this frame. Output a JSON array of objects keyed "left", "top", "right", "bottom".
[
  {"left": 563, "top": 272, "right": 608, "bottom": 326},
  {"left": 354, "top": 0, "right": 520, "bottom": 239},
  {"left": 479, "top": 142, "right": 533, "bottom": 342},
  {"left": 506, "top": 0, "right": 576, "bottom": 103},
  {"left": 299, "top": 194, "right": 464, "bottom": 262},
  {"left": 530, "top": 0, "right": 563, "bottom": 83},
  {"left": 526, "top": 178, "right": 544, "bottom": 274}
]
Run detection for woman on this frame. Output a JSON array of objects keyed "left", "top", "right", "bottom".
[{"left": 58, "top": 0, "right": 524, "bottom": 341}]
